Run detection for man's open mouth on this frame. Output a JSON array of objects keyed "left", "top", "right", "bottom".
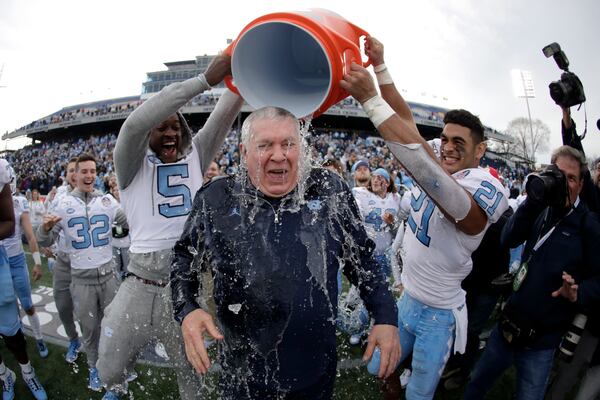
[
  {"left": 267, "top": 169, "right": 287, "bottom": 181},
  {"left": 162, "top": 141, "right": 177, "bottom": 157}
]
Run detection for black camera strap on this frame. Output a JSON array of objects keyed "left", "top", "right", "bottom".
[{"left": 577, "top": 102, "right": 588, "bottom": 141}]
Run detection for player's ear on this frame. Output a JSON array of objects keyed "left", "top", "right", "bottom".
[{"left": 475, "top": 141, "right": 487, "bottom": 161}]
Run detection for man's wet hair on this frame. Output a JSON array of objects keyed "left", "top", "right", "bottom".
[
  {"left": 443, "top": 109, "right": 485, "bottom": 143},
  {"left": 241, "top": 107, "right": 299, "bottom": 147}
]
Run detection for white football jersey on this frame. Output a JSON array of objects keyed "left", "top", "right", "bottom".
[
  {"left": 401, "top": 167, "right": 509, "bottom": 309},
  {"left": 53, "top": 193, "right": 120, "bottom": 270},
  {"left": 120, "top": 142, "right": 203, "bottom": 253},
  {"left": 29, "top": 200, "right": 46, "bottom": 227},
  {"left": 352, "top": 187, "right": 401, "bottom": 255},
  {"left": 47, "top": 185, "right": 73, "bottom": 254},
  {"left": 1, "top": 195, "right": 28, "bottom": 257}
]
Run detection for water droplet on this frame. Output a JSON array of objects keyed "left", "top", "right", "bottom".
[
  {"left": 228, "top": 303, "right": 242, "bottom": 314},
  {"left": 187, "top": 246, "right": 198, "bottom": 256}
]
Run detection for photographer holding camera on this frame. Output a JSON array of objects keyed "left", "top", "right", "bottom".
[
  {"left": 543, "top": 43, "right": 600, "bottom": 400},
  {"left": 542, "top": 107, "right": 600, "bottom": 400},
  {"left": 464, "top": 145, "right": 600, "bottom": 400}
]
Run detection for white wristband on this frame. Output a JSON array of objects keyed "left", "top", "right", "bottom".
[
  {"left": 376, "top": 68, "right": 394, "bottom": 86},
  {"left": 33, "top": 252, "right": 42, "bottom": 265},
  {"left": 362, "top": 95, "right": 396, "bottom": 128},
  {"left": 373, "top": 63, "right": 387, "bottom": 73},
  {"left": 196, "top": 73, "right": 211, "bottom": 90},
  {"left": 374, "top": 63, "right": 394, "bottom": 85}
]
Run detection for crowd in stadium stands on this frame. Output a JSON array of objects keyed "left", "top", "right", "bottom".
[
  {"left": 6, "top": 128, "right": 531, "bottom": 199},
  {"left": 6, "top": 134, "right": 116, "bottom": 194},
  {"left": 13, "top": 93, "right": 449, "bottom": 137},
  {"left": 190, "top": 93, "right": 219, "bottom": 106},
  {"left": 17, "top": 101, "right": 143, "bottom": 131}
]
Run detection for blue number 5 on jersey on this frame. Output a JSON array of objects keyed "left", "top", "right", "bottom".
[{"left": 157, "top": 164, "right": 192, "bottom": 218}]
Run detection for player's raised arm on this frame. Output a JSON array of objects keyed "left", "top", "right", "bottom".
[
  {"left": 115, "top": 53, "right": 239, "bottom": 190},
  {"left": 192, "top": 56, "right": 244, "bottom": 172},
  {"left": 364, "top": 37, "right": 418, "bottom": 134},
  {"left": 341, "top": 62, "right": 490, "bottom": 235}
]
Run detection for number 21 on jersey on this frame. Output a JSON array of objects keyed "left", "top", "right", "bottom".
[
  {"left": 407, "top": 189, "right": 435, "bottom": 246},
  {"left": 473, "top": 181, "right": 504, "bottom": 216}
]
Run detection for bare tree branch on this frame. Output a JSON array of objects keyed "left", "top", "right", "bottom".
[{"left": 505, "top": 117, "right": 550, "bottom": 164}]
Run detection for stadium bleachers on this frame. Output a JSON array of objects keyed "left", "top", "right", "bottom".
[{"left": 7, "top": 125, "right": 530, "bottom": 197}]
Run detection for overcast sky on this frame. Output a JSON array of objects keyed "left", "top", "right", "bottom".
[{"left": 1, "top": 0, "right": 598, "bottom": 163}]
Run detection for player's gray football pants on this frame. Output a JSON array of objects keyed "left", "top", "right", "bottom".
[
  {"left": 53, "top": 254, "right": 78, "bottom": 341},
  {"left": 97, "top": 276, "right": 202, "bottom": 399},
  {"left": 71, "top": 275, "right": 119, "bottom": 368}
]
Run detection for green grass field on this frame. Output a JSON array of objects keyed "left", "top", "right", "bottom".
[{"left": 0, "top": 252, "right": 533, "bottom": 399}]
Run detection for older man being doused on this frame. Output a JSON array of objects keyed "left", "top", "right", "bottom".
[{"left": 170, "top": 106, "right": 400, "bottom": 399}]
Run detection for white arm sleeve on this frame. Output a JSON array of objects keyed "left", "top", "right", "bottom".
[{"left": 386, "top": 140, "right": 471, "bottom": 221}]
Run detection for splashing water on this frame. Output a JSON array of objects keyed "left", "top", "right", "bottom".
[
  {"left": 188, "top": 113, "right": 390, "bottom": 397},
  {"left": 228, "top": 303, "right": 242, "bottom": 314}
]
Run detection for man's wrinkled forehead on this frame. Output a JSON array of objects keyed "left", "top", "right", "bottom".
[{"left": 249, "top": 117, "right": 300, "bottom": 142}]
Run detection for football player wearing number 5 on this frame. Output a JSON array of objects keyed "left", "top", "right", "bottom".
[
  {"left": 96, "top": 53, "right": 243, "bottom": 400},
  {"left": 37, "top": 153, "right": 126, "bottom": 393},
  {"left": 340, "top": 36, "right": 509, "bottom": 399}
]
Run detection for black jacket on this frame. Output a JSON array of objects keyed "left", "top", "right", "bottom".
[
  {"left": 170, "top": 168, "right": 397, "bottom": 397},
  {"left": 463, "top": 207, "right": 514, "bottom": 294},
  {"left": 501, "top": 197, "right": 600, "bottom": 349}
]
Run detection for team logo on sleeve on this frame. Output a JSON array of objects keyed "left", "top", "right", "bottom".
[
  {"left": 101, "top": 197, "right": 112, "bottom": 207},
  {"left": 453, "top": 170, "right": 471, "bottom": 180}
]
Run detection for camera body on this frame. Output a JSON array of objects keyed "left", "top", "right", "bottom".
[
  {"left": 549, "top": 72, "right": 586, "bottom": 108},
  {"left": 525, "top": 164, "right": 568, "bottom": 208},
  {"left": 543, "top": 42, "right": 586, "bottom": 108}
]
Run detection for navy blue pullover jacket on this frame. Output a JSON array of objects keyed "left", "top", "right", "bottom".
[
  {"left": 171, "top": 168, "right": 397, "bottom": 396},
  {"left": 501, "top": 197, "right": 600, "bottom": 349}
]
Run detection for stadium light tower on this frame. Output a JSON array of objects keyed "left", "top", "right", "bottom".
[
  {"left": 511, "top": 69, "right": 536, "bottom": 144},
  {"left": 0, "top": 64, "right": 7, "bottom": 88}
]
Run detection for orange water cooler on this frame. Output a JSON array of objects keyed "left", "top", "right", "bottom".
[{"left": 225, "top": 8, "right": 370, "bottom": 118}]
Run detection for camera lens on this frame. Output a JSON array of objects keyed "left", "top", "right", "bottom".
[
  {"left": 525, "top": 174, "right": 548, "bottom": 204},
  {"left": 549, "top": 81, "right": 566, "bottom": 105},
  {"left": 559, "top": 313, "right": 587, "bottom": 362}
]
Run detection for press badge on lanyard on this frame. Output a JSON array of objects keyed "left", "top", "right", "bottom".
[
  {"left": 513, "top": 202, "right": 577, "bottom": 292},
  {"left": 513, "top": 260, "right": 529, "bottom": 291}
]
